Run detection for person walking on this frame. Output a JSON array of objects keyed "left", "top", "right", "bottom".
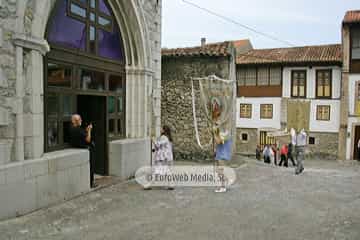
[
  {"left": 272, "top": 145, "right": 278, "bottom": 166},
  {"left": 263, "top": 145, "right": 273, "bottom": 164},
  {"left": 255, "top": 145, "right": 261, "bottom": 161},
  {"left": 149, "top": 125, "right": 174, "bottom": 190},
  {"left": 278, "top": 144, "right": 288, "bottom": 167},
  {"left": 295, "top": 129, "right": 307, "bottom": 175},
  {"left": 213, "top": 125, "right": 232, "bottom": 193},
  {"left": 287, "top": 142, "right": 297, "bottom": 167}
]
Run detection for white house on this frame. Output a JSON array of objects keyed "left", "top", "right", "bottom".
[
  {"left": 236, "top": 44, "right": 342, "bottom": 158},
  {"left": 341, "top": 10, "right": 360, "bottom": 160}
]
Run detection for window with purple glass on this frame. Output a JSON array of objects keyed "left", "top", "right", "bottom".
[
  {"left": 45, "top": 0, "right": 126, "bottom": 152},
  {"left": 47, "top": 0, "right": 124, "bottom": 62}
]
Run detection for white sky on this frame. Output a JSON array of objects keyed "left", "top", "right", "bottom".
[{"left": 162, "top": 0, "right": 360, "bottom": 49}]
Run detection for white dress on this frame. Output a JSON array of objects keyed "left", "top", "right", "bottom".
[{"left": 153, "top": 135, "right": 173, "bottom": 175}]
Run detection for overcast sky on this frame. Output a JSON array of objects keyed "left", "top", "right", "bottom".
[{"left": 162, "top": 0, "right": 360, "bottom": 49}]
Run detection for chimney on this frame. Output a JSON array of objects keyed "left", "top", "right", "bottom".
[{"left": 201, "top": 37, "right": 206, "bottom": 47}]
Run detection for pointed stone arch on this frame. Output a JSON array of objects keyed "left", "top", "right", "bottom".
[{"left": 14, "top": 0, "right": 157, "bottom": 160}]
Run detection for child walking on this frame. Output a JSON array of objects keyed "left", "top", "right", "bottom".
[{"left": 151, "top": 125, "right": 174, "bottom": 190}]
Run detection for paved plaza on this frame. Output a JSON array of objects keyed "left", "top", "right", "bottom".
[{"left": 1, "top": 158, "right": 360, "bottom": 240}]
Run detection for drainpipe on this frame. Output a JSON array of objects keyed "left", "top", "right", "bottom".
[{"left": 15, "top": 46, "right": 24, "bottom": 161}]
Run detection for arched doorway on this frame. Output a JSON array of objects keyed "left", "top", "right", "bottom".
[{"left": 44, "top": 0, "right": 126, "bottom": 175}]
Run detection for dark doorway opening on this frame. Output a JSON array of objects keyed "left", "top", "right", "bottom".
[
  {"left": 77, "top": 95, "right": 107, "bottom": 175},
  {"left": 354, "top": 126, "right": 360, "bottom": 160}
]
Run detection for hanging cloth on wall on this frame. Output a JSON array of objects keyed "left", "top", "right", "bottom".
[{"left": 191, "top": 75, "right": 236, "bottom": 150}]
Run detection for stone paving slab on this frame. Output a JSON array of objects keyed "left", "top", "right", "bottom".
[{"left": 0, "top": 159, "right": 360, "bottom": 240}]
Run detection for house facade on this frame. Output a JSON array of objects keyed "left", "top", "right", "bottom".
[
  {"left": 236, "top": 45, "right": 342, "bottom": 159},
  {"left": 0, "top": 0, "right": 162, "bottom": 220},
  {"left": 342, "top": 11, "right": 360, "bottom": 160}
]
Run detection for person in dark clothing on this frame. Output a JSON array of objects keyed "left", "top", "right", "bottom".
[
  {"left": 287, "top": 143, "right": 297, "bottom": 167},
  {"left": 69, "top": 114, "right": 96, "bottom": 188},
  {"left": 272, "top": 145, "right": 278, "bottom": 166},
  {"left": 255, "top": 145, "right": 261, "bottom": 161}
]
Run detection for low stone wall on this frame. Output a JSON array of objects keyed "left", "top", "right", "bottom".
[
  {"left": 0, "top": 149, "right": 90, "bottom": 221},
  {"left": 236, "top": 128, "right": 258, "bottom": 156},
  {"left": 109, "top": 138, "right": 151, "bottom": 180}
]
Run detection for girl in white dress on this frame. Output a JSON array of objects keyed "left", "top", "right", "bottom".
[{"left": 150, "top": 125, "right": 174, "bottom": 190}]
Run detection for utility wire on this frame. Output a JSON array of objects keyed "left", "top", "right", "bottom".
[{"left": 181, "top": 0, "right": 296, "bottom": 47}]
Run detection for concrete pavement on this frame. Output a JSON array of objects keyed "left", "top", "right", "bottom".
[{"left": 1, "top": 158, "right": 360, "bottom": 240}]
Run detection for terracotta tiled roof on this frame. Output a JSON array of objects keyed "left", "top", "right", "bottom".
[
  {"left": 343, "top": 10, "right": 360, "bottom": 24},
  {"left": 236, "top": 44, "right": 342, "bottom": 65},
  {"left": 233, "top": 39, "right": 251, "bottom": 49},
  {"left": 162, "top": 41, "right": 233, "bottom": 57}
]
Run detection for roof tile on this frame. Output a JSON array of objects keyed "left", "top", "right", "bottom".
[
  {"left": 162, "top": 41, "right": 233, "bottom": 57},
  {"left": 236, "top": 44, "right": 342, "bottom": 65},
  {"left": 343, "top": 10, "right": 360, "bottom": 24}
]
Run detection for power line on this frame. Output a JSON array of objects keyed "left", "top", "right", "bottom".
[{"left": 181, "top": 0, "right": 296, "bottom": 47}]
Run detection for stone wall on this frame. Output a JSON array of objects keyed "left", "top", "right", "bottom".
[
  {"left": 0, "top": 149, "right": 90, "bottom": 221},
  {"left": 161, "top": 56, "right": 232, "bottom": 161},
  {"left": 0, "top": 0, "right": 163, "bottom": 220},
  {"left": 307, "top": 132, "right": 339, "bottom": 160},
  {"left": 236, "top": 128, "right": 258, "bottom": 156},
  {"left": 109, "top": 138, "right": 151, "bottom": 180},
  {"left": 0, "top": 0, "right": 18, "bottom": 164}
]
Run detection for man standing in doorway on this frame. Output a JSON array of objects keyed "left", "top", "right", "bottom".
[{"left": 69, "top": 114, "right": 96, "bottom": 188}]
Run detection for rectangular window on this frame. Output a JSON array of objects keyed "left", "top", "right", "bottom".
[
  {"left": 237, "top": 67, "right": 282, "bottom": 87},
  {"left": 309, "top": 137, "right": 316, "bottom": 145},
  {"left": 257, "top": 67, "right": 269, "bottom": 86},
  {"left": 240, "top": 104, "right": 252, "bottom": 118},
  {"left": 356, "top": 82, "right": 360, "bottom": 116},
  {"left": 291, "top": 70, "right": 306, "bottom": 98},
  {"left": 109, "top": 75, "right": 124, "bottom": 93},
  {"left": 108, "top": 94, "right": 126, "bottom": 139},
  {"left": 47, "top": 63, "right": 72, "bottom": 88},
  {"left": 269, "top": 67, "right": 281, "bottom": 85},
  {"left": 316, "top": 70, "right": 332, "bottom": 98},
  {"left": 237, "top": 68, "right": 246, "bottom": 86},
  {"left": 241, "top": 133, "right": 248, "bottom": 141},
  {"left": 45, "top": 93, "right": 75, "bottom": 151},
  {"left": 316, "top": 105, "right": 331, "bottom": 121},
  {"left": 245, "top": 68, "right": 257, "bottom": 86},
  {"left": 260, "top": 104, "right": 273, "bottom": 119},
  {"left": 80, "top": 69, "right": 105, "bottom": 91},
  {"left": 352, "top": 29, "right": 360, "bottom": 60},
  {"left": 70, "top": 2, "right": 87, "bottom": 18}
]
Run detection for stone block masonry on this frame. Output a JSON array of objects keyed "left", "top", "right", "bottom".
[
  {"left": 0, "top": 149, "right": 90, "bottom": 221},
  {"left": 162, "top": 56, "right": 232, "bottom": 161},
  {"left": 236, "top": 128, "right": 258, "bottom": 156}
]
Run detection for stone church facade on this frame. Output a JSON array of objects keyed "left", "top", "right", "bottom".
[{"left": 0, "top": 0, "right": 162, "bottom": 220}]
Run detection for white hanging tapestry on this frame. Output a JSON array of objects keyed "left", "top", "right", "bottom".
[{"left": 191, "top": 75, "right": 236, "bottom": 152}]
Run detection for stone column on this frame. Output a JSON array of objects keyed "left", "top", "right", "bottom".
[
  {"left": 12, "top": 34, "right": 50, "bottom": 160},
  {"left": 24, "top": 50, "right": 44, "bottom": 159},
  {"left": 14, "top": 46, "right": 25, "bottom": 162},
  {"left": 338, "top": 25, "right": 350, "bottom": 160},
  {"left": 125, "top": 67, "right": 134, "bottom": 138}
]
